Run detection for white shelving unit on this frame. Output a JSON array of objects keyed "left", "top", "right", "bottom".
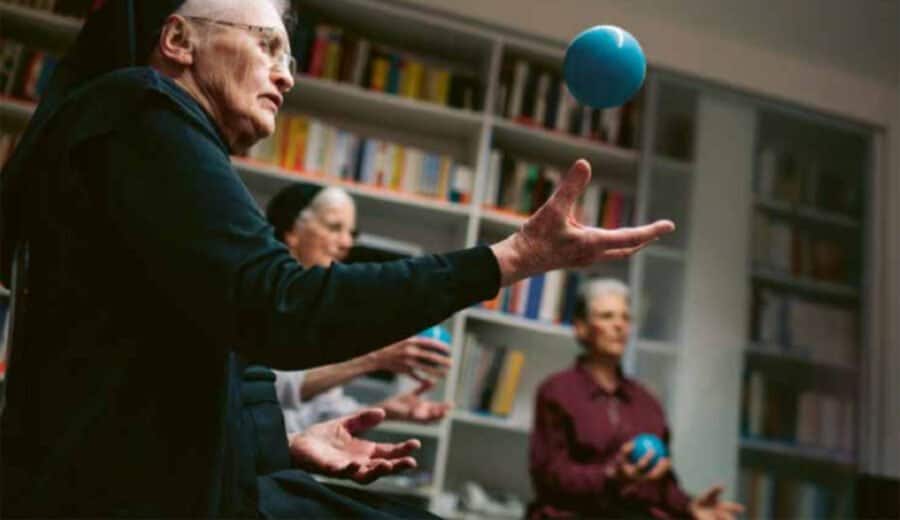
[{"left": 1, "top": 2, "right": 877, "bottom": 517}]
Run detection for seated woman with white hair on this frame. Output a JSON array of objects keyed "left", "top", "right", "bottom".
[
  {"left": 264, "top": 182, "right": 454, "bottom": 433},
  {"left": 528, "top": 279, "right": 743, "bottom": 519}
]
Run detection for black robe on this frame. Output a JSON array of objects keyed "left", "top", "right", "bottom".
[{"left": 0, "top": 67, "right": 499, "bottom": 517}]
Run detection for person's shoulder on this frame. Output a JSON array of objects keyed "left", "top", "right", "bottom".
[
  {"left": 63, "top": 68, "right": 225, "bottom": 151},
  {"left": 622, "top": 376, "right": 665, "bottom": 411},
  {"left": 537, "top": 366, "right": 580, "bottom": 397}
]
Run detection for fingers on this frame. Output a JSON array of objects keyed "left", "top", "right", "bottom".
[
  {"left": 721, "top": 501, "right": 745, "bottom": 514},
  {"left": 371, "top": 438, "right": 421, "bottom": 459},
  {"left": 413, "top": 379, "right": 436, "bottom": 395},
  {"left": 644, "top": 457, "right": 670, "bottom": 481},
  {"left": 351, "top": 456, "right": 418, "bottom": 484},
  {"left": 590, "top": 221, "right": 675, "bottom": 252},
  {"left": 342, "top": 408, "right": 386, "bottom": 435},
  {"left": 409, "top": 337, "right": 452, "bottom": 354},
  {"left": 547, "top": 159, "right": 592, "bottom": 213}
]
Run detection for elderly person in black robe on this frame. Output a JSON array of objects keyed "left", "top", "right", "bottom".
[{"left": 0, "top": 0, "right": 673, "bottom": 517}]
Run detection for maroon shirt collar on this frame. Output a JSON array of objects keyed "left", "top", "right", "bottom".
[{"left": 573, "top": 356, "right": 634, "bottom": 401}]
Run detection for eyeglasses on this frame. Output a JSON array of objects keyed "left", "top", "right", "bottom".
[{"left": 184, "top": 16, "right": 297, "bottom": 76}]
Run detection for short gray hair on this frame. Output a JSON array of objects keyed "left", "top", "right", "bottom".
[
  {"left": 573, "top": 278, "right": 630, "bottom": 321},
  {"left": 176, "top": 0, "right": 291, "bottom": 22},
  {"left": 299, "top": 187, "right": 355, "bottom": 221}
]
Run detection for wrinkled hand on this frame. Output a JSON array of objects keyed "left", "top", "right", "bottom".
[
  {"left": 379, "top": 381, "right": 453, "bottom": 423},
  {"left": 609, "top": 440, "right": 672, "bottom": 488},
  {"left": 689, "top": 485, "right": 744, "bottom": 520},
  {"left": 491, "top": 159, "right": 675, "bottom": 285},
  {"left": 288, "top": 408, "right": 420, "bottom": 484},
  {"left": 367, "top": 336, "right": 452, "bottom": 382}
]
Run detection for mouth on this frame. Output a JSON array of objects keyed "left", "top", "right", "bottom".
[{"left": 261, "top": 93, "right": 283, "bottom": 112}]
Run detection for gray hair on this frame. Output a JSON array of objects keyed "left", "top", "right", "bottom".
[
  {"left": 299, "top": 187, "right": 355, "bottom": 221},
  {"left": 573, "top": 278, "right": 630, "bottom": 321},
  {"left": 176, "top": 0, "right": 290, "bottom": 19}
]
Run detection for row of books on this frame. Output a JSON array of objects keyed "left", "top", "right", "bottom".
[
  {"left": 482, "top": 270, "right": 583, "bottom": 325},
  {"left": 753, "top": 288, "right": 857, "bottom": 367},
  {"left": 249, "top": 113, "right": 473, "bottom": 203},
  {"left": 756, "top": 146, "right": 862, "bottom": 217},
  {"left": 752, "top": 213, "right": 852, "bottom": 284},
  {"left": 739, "top": 468, "right": 837, "bottom": 520},
  {"left": 0, "top": 0, "right": 92, "bottom": 17},
  {"left": 486, "top": 150, "right": 636, "bottom": 226},
  {"left": 497, "top": 57, "right": 641, "bottom": 149},
  {"left": 292, "top": 19, "right": 481, "bottom": 111},
  {"left": 457, "top": 334, "right": 525, "bottom": 418},
  {"left": 0, "top": 128, "right": 22, "bottom": 167},
  {"left": 742, "top": 370, "right": 855, "bottom": 454},
  {"left": 0, "top": 39, "right": 59, "bottom": 101}
]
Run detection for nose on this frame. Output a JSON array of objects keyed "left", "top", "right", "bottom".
[{"left": 272, "top": 66, "right": 295, "bottom": 93}]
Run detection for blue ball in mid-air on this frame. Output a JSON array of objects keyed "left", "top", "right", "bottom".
[
  {"left": 628, "top": 433, "right": 667, "bottom": 471},
  {"left": 563, "top": 25, "right": 646, "bottom": 109}
]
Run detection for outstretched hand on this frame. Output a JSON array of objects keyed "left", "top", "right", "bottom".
[
  {"left": 379, "top": 380, "right": 453, "bottom": 423},
  {"left": 288, "top": 408, "right": 420, "bottom": 484},
  {"left": 490, "top": 159, "right": 675, "bottom": 285},
  {"left": 689, "top": 485, "right": 744, "bottom": 520}
]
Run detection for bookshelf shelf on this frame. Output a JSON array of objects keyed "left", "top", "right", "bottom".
[
  {"left": 314, "top": 475, "right": 434, "bottom": 499},
  {"left": 746, "top": 343, "right": 857, "bottom": 375},
  {"left": 287, "top": 75, "right": 483, "bottom": 143},
  {"left": 451, "top": 410, "right": 529, "bottom": 434},
  {"left": 0, "top": 97, "right": 36, "bottom": 124},
  {"left": 478, "top": 208, "right": 526, "bottom": 236},
  {"left": 375, "top": 421, "right": 442, "bottom": 438},
  {"left": 233, "top": 158, "right": 472, "bottom": 227},
  {"left": 635, "top": 339, "right": 680, "bottom": 356},
  {"left": 751, "top": 266, "right": 859, "bottom": 300},
  {"left": 0, "top": 2, "right": 80, "bottom": 53},
  {"left": 754, "top": 197, "right": 861, "bottom": 229},
  {"left": 490, "top": 118, "right": 639, "bottom": 176},
  {"left": 740, "top": 437, "right": 855, "bottom": 467},
  {"left": 463, "top": 308, "right": 572, "bottom": 340},
  {"left": 643, "top": 245, "right": 686, "bottom": 262},
  {"left": 651, "top": 156, "right": 694, "bottom": 176}
]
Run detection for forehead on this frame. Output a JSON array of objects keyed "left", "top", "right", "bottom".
[
  {"left": 589, "top": 293, "right": 628, "bottom": 312},
  {"left": 221, "top": 1, "right": 289, "bottom": 39}
]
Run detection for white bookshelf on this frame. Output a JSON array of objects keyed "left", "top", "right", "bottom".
[
  {"left": 2, "top": 1, "right": 876, "bottom": 517},
  {"left": 739, "top": 437, "right": 855, "bottom": 468},
  {"left": 451, "top": 409, "right": 529, "bottom": 434}
]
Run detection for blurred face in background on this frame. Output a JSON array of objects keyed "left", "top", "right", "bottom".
[
  {"left": 574, "top": 293, "right": 632, "bottom": 362},
  {"left": 284, "top": 195, "right": 357, "bottom": 268}
]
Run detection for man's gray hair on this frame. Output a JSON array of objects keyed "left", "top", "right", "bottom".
[
  {"left": 573, "top": 277, "right": 630, "bottom": 321},
  {"left": 176, "top": 0, "right": 291, "bottom": 20}
]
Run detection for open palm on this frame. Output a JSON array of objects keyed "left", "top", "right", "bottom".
[
  {"left": 288, "top": 408, "right": 420, "bottom": 484},
  {"left": 380, "top": 381, "right": 452, "bottom": 423},
  {"left": 491, "top": 159, "right": 675, "bottom": 285}
]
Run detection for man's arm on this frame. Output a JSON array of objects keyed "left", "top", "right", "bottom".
[{"left": 103, "top": 106, "right": 672, "bottom": 371}]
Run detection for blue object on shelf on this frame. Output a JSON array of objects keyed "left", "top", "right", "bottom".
[
  {"left": 563, "top": 25, "right": 646, "bottom": 108},
  {"left": 629, "top": 433, "right": 667, "bottom": 471}
]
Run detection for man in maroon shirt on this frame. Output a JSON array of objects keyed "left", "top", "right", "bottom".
[{"left": 529, "top": 279, "right": 743, "bottom": 519}]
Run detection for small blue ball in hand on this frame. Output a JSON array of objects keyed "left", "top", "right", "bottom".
[
  {"left": 563, "top": 25, "right": 646, "bottom": 108},
  {"left": 417, "top": 325, "right": 452, "bottom": 346},
  {"left": 628, "top": 433, "right": 667, "bottom": 471}
]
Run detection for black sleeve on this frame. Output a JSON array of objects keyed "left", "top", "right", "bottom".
[{"left": 100, "top": 101, "right": 500, "bottom": 369}]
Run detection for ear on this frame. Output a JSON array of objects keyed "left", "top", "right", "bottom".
[
  {"left": 283, "top": 227, "right": 301, "bottom": 251},
  {"left": 158, "top": 15, "right": 197, "bottom": 66},
  {"left": 573, "top": 318, "right": 590, "bottom": 343}
]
